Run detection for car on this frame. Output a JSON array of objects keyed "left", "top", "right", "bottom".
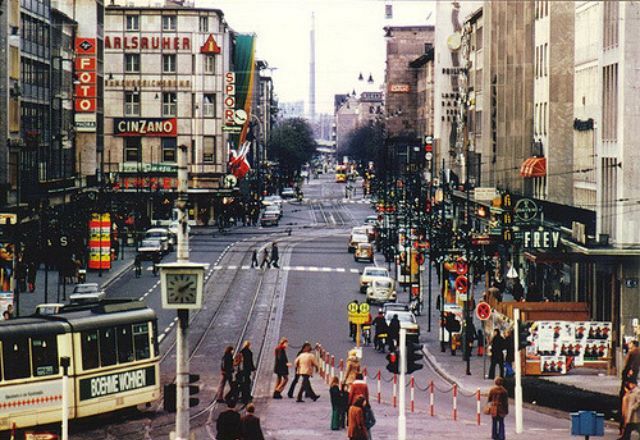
[
  {"left": 382, "top": 302, "right": 410, "bottom": 315},
  {"left": 260, "top": 211, "right": 280, "bottom": 227},
  {"left": 262, "top": 195, "right": 283, "bottom": 207},
  {"left": 69, "top": 283, "right": 106, "bottom": 304},
  {"left": 300, "top": 170, "right": 309, "bottom": 178},
  {"left": 281, "top": 187, "right": 296, "bottom": 198},
  {"left": 265, "top": 204, "right": 282, "bottom": 219},
  {"left": 366, "top": 277, "right": 396, "bottom": 304},
  {"left": 144, "top": 228, "right": 172, "bottom": 252},
  {"left": 359, "top": 266, "right": 390, "bottom": 293},
  {"left": 364, "top": 215, "right": 379, "bottom": 226},
  {"left": 35, "top": 303, "right": 64, "bottom": 315},
  {"left": 354, "top": 242, "right": 374, "bottom": 263},
  {"left": 385, "top": 309, "right": 420, "bottom": 341},
  {"left": 352, "top": 225, "right": 374, "bottom": 242},
  {"left": 138, "top": 238, "right": 163, "bottom": 260},
  {"left": 348, "top": 233, "right": 370, "bottom": 253}
]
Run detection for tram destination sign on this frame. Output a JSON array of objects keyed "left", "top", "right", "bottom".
[{"left": 79, "top": 366, "right": 155, "bottom": 401}]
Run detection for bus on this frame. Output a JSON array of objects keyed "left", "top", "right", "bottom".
[
  {"left": 0, "top": 300, "right": 160, "bottom": 431},
  {"left": 335, "top": 164, "right": 347, "bottom": 183}
]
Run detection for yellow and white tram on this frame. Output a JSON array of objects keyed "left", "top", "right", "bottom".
[{"left": 0, "top": 300, "right": 160, "bottom": 431}]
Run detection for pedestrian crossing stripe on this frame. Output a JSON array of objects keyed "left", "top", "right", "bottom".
[{"left": 209, "top": 265, "right": 363, "bottom": 274}]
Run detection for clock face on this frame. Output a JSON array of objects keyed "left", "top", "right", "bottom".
[{"left": 166, "top": 273, "right": 198, "bottom": 304}]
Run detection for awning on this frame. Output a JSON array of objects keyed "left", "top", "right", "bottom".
[{"left": 520, "top": 157, "right": 546, "bottom": 178}]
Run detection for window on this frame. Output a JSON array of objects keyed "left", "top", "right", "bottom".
[
  {"left": 124, "top": 91, "right": 140, "bottom": 116},
  {"left": 31, "top": 336, "right": 59, "bottom": 377},
  {"left": 126, "top": 15, "right": 139, "bottom": 31},
  {"left": 124, "top": 54, "right": 140, "bottom": 73},
  {"left": 203, "top": 136, "right": 216, "bottom": 163},
  {"left": 603, "top": 63, "right": 619, "bottom": 142},
  {"left": 534, "top": 103, "right": 539, "bottom": 136},
  {"left": 124, "top": 137, "right": 141, "bottom": 162},
  {"left": 535, "top": 46, "right": 539, "bottom": 79},
  {"left": 100, "top": 327, "right": 117, "bottom": 366},
  {"left": 81, "top": 330, "right": 99, "bottom": 370},
  {"left": 199, "top": 16, "right": 208, "bottom": 32},
  {"left": 543, "top": 102, "right": 547, "bottom": 135},
  {"left": 117, "top": 325, "right": 134, "bottom": 364},
  {"left": 163, "top": 92, "right": 177, "bottom": 116},
  {"left": 162, "top": 15, "right": 176, "bottom": 31},
  {"left": 203, "top": 94, "right": 216, "bottom": 117},
  {"left": 544, "top": 43, "right": 548, "bottom": 76},
  {"left": 204, "top": 55, "right": 215, "bottom": 74},
  {"left": 133, "top": 323, "right": 151, "bottom": 360},
  {"left": 162, "top": 138, "right": 177, "bottom": 162},
  {"left": 163, "top": 54, "right": 176, "bottom": 73},
  {"left": 3, "top": 337, "right": 30, "bottom": 380}
]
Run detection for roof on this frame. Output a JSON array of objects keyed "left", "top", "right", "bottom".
[{"left": 106, "top": 3, "right": 224, "bottom": 17}]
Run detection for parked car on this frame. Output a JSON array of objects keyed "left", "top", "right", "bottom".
[
  {"left": 265, "top": 204, "right": 283, "bottom": 219},
  {"left": 69, "top": 283, "right": 106, "bottom": 304},
  {"left": 262, "top": 195, "right": 283, "bottom": 207},
  {"left": 281, "top": 187, "right": 296, "bottom": 198},
  {"left": 385, "top": 309, "right": 420, "bottom": 341},
  {"left": 382, "top": 302, "right": 409, "bottom": 315},
  {"left": 354, "top": 242, "right": 374, "bottom": 263},
  {"left": 366, "top": 277, "right": 396, "bottom": 304},
  {"left": 365, "top": 215, "right": 379, "bottom": 226},
  {"left": 359, "top": 266, "right": 390, "bottom": 293},
  {"left": 260, "top": 211, "right": 280, "bottom": 227},
  {"left": 144, "top": 228, "right": 173, "bottom": 252},
  {"left": 138, "top": 238, "right": 163, "bottom": 260},
  {"left": 352, "top": 225, "right": 374, "bottom": 242},
  {"left": 348, "top": 233, "right": 370, "bottom": 253}
]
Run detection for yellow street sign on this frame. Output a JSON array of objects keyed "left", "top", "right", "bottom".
[
  {"left": 347, "top": 301, "right": 359, "bottom": 314},
  {"left": 359, "top": 303, "right": 370, "bottom": 314},
  {"left": 349, "top": 314, "right": 369, "bottom": 325}
]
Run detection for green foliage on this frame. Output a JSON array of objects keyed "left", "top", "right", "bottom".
[
  {"left": 268, "top": 118, "right": 317, "bottom": 175},
  {"left": 340, "top": 122, "right": 384, "bottom": 164}
]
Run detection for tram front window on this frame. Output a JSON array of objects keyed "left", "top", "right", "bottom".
[
  {"left": 31, "top": 336, "right": 59, "bottom": 377},
  {"left": 3, "top": 337, "right": 30, "bottom": 380}
]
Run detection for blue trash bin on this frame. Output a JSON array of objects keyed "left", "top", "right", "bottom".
[{"left": 571, "top": 411, "right": 604, "bottom": 437}]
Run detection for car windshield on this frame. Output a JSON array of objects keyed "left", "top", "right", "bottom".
[
  {"left": 266, "top": 205, "right": 280, "bottom": 211},
  {"left": 359, "top": 244, "right": 372, "bottom": 249},
  {"left": 352, "top": 227, "right": 367, "bottom": 234},
  {"left": 283, "top": 188, "right": 294, "bottom": 192},
  {"left": 365, "top": 269, "right": 388, "bottom": 277},
  {"left": 74, "top": 284, "right": 98, "bottom": 293},
  {"left": 146, "top": 231, "right": 167, "bottom": 238},
  {"left": 374, "top": 280, "right": 392, "bottom": 289},
  {"left": 352, "top": 234, "right": 368, "bottom": 242},
  {"left": 141, "top": 239, "right": 159, "bottom": 247},
  {"left": 387, "top": 312, "right": 416, "bottom": 324}
]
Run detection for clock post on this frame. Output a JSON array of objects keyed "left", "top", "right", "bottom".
[{"left": 159, "top": 144, "right": 206, "bottom": 440}]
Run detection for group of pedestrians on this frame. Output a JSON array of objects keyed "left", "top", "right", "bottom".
[
  {"left": 251, "top": 243, "right": 280, "bottom": 270},
  {"left": 216, "top": 401, "right": 265, "bottom": 440},
  {"left": 215, "top": 341, "right": 257, "bottom": 406},
  {"left": 272, "top": 339, "right": 320, "bottom": 402},
  {"left": 488, "top": 329, "right": 515, "bottom": 380}
]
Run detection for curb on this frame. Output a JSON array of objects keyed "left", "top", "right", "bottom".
[
  {"left": 422, "top": 344, "right": 476, "bottom": 395},
  {"left": 100, "top": 257, "right": 134, "bottom": 290}
]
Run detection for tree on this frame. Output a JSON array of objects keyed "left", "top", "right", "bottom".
[
  {"left": 268, "top": 118, "right": 317, "bottom": 180},
  {"left": 340, "top": 122, "right": 384, "bottom": 165}
]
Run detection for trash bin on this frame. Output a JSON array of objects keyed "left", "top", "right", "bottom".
[{"left": 571, "top": 410, "right": 604, "bottom": 438}]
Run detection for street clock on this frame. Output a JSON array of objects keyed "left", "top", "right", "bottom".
[{"left": 159, "top": 262, "right": 207, "bottom": 310}]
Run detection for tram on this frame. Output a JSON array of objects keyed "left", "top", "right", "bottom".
[{"left": 0, "top": 300, "right": 160, "bottom": 431}]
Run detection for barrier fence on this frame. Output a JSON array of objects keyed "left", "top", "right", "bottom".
[{"left": 314, "top": 344, "right": 482, "bottom": 426}]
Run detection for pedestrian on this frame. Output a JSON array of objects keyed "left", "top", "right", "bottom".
[
  {"left": 623, "top": 341, "right": 640, "bottom": 381},
  {"left": 504, "top": 330, "right": 515, "bottom": 377},
  {"left": 388, "top": 314, "right": 401, "bottom": 351},
  {"left": 487, "top": 377, "right": 509, "bottom": 440},
  {"left": 215, "top": 346, "right": 235, "bottom": 403},
  {"left": 27, "top": 260, "right": 36, "bottom": 292},
  {"left": 134, "top": 254, "right": 142, "bottom": 278},
  {"left": 286, "top": 344, "right": 307, "bottom": 399},
  {"left": 230, "top": 351, "right": 244, "bottom": 403},
  {"left": 512, "top": 278, "right": 524, "bottom": 301},
  {"left": 294, "top": 342, "right": 320, "bottom": 402},
  {"left": 348, "top": 373, "right": 369, "bottom": 407},
  {"left": 259, "top": 248, "right": 270, "bottom": 270},
  {"left": 216, "top": 400, "right": 242, "bottom": 440},
  {"left": 338, "top": 384, "right": 349, "bottom": 429},
  {"left": 488, "top": 329, "right": 505, "bottom": 380},
  {"left": 372, "top": 309, "right": 388, "bottom": 352},
  {"left": 347, "top": 395, "right": 368, "bottom": 440},
  {"left": 3, "top": 310, "right": 10, "bottom": 320},
  {"left": 270, "top": 242, "right": 279, "bottom": 268},
  {"left": 343, "top": 349, "right": 361, "bottom": 390},
  {"left": 240, "top": 403, "right": 265, "bottom": 440},
  {"left": 251, "top": 249, "right": 259, "bottom": 268},
  {"left": 152, "top": 251, "right": 161, "bottom": 276},
  {"left": 6, "top": 304, "right": 14, "bottom": 319},
  {"left": 477, "top": 329, "right": 485, "bottom": 357},
  {"left": 273, "top": 337, "right": 290, "bottom": 399},
  {"left": 330, "top": 376, "right": 342, "bottom": 430},
  {"left": 620, "top": 378, "right": 640, "bottom": 439},
  {"left": 349, "top": 300, "right": 359, "bottom": 342},
  {"left": 239, "top": 341, "right": 256, "bottom": 404},
  {"left": 464, "top": 320, "right": 477, "bottom": 359}
]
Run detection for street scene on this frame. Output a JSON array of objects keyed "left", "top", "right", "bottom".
[{"left": 0, "top": 0, "right": 637, "bottom": 440}]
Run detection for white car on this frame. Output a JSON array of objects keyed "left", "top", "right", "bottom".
[
  {"left": 265, "top": 204, "right": 282, "bottom": 219},
  {"left": 138, "top": 238, "right": 163, "bottom": 260},
  {"left": 359, "top": 266, "right": 390, "bottom": 293},
  {"left": 69, "top": 283, "right": 106, "bottom": 304},
  {"left": 385, "top": 310, "right": 420, "bottom": 340},
  {"left": 349, "top": 233, "right": 369, "bottom": 253},
  {"left": 262, "top": 195, "right": 283, "bottom": 207},
  {"left": 281, "top": 187, "right": 296, "bottom": 198},
  {"left": 144, "top": 228, "right": 172, "bottom": 252},
  {"left": 366, "top": 277, "right": 396, "bottom": 304}
]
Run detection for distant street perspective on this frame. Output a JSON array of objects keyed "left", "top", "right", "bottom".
[{"left": 0, "top": 1, "right": 636, "bottom": 440}]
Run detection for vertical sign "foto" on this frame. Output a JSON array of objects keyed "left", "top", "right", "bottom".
[{"left": 75, "top": 38, "right": 97, "bottom": 113}]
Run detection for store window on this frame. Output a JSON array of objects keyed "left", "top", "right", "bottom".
[
  {"left": 163, "top": 54, "right": 176, "bottom": 73},
  {"left": 203, "top": 136, "right": 216, "bottom": 163},
  {"left": 163, "top": 92, "right": 177, "bottom": 116},
  {"left": 124, "top": 137, "right": 141, "bottom": 162},
  {"left": 162, "top": 138, "right": 177, "bottom": 162},
  {"left": 203, "top": 94, "right": 216, "bottom": 117},
  {"left": 162, "top": 15, "right": 177, "bottom": 31},
  {"left": 126, "top": 15, "right": 139, "bottom": 31},
  {"left": 124, "top": 91, "right": 140, "bottom": 116},
  {"left": 124, "top": 54, "right": 140, "bottom": 73}
]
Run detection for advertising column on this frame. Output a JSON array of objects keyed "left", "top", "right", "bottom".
[{"left": 88, "top": 213, "right": 111, "bottom": 270}]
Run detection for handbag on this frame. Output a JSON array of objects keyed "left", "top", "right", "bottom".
[
  {"left": 364, "top": 405, "right": 376, "bottom": 429},
  {"left": 482, "top": 403, "right": 492, "bottom": 415}
]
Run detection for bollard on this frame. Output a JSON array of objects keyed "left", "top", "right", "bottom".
[
  {"left": 339, "top": 359, "right": 345, "bottom": 384},
  {"left": 325, "top": 353, "right": 330, "bottom": 383},
  {"left": 326, "top": 353, "right": 331, "bottom": 385},
  {"left": 393, "top": 374, "right": 398, "bottom": 408},
  {"left": 476, "top": 389, "right": 481, "bottom": 426},
  {"left": 318, "top": 348, "right": 324, "bottom": 379},
  {"left": 410, "top": 376, "right": 415, "bottom": 413},
  {"left": 377, "top": 370, "right": 382, "bottom": 404},
  {"left": 453, "top": 384, "right": 458, "bottom": 421},
  {"left": 330, "top": 356, "right": 335, "bottom": 381},
  {"left": 429, "top": 381, "right": 435, "bottom": 417}
]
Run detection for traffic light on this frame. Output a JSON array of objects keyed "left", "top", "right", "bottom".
[
  {"left": 406, "top": 342, "right": 424, "bottom": 374},
  {"left": 163, "top": 383, "right": 176, "bottom": 412},
  {"left": 189, "top": 373, "right": 200, "bottom": 408},
  {"left": 517, "top": 321, "right": 533, "bottom": 350},
  {"left": 386, "top": 351, "right": 399, "bottom": 374}
]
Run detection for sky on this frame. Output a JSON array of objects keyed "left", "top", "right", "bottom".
[{"left": 197, "top": 0, "right": 436, "bottom": 114}]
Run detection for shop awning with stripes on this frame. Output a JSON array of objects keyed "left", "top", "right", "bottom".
[{"left": 520, "top": 157, "right": 547, "bottom": 178}]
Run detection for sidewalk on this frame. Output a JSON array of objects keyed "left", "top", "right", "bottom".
[{"left": 15, "top": 245, "right": 137, "bottom": 316}]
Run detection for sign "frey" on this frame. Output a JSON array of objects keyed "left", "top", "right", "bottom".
[{"left": 522, "top": 229, "right": 561, "bottom": 249}]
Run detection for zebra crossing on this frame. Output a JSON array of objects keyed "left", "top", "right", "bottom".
[{"left": 210, "top": 265, "right": 361, "bottom": 274}]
